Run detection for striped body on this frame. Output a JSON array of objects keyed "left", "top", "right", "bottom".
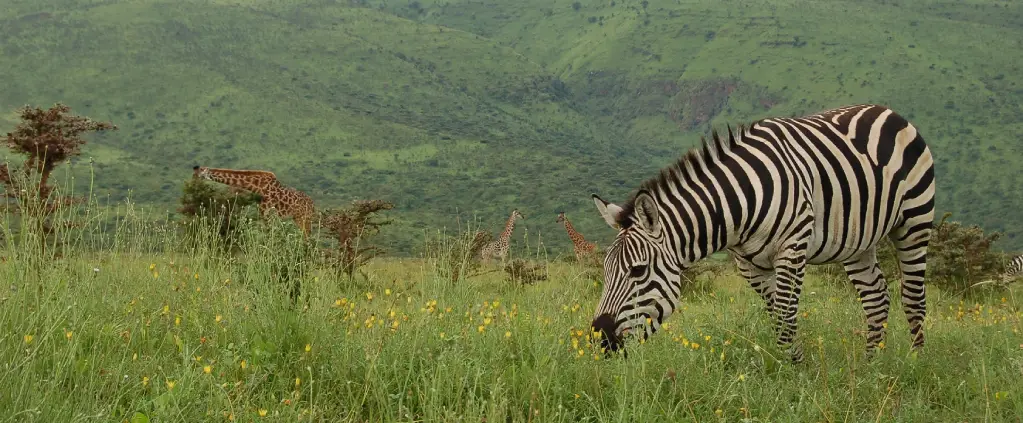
[
  {"left": 590, "top": 104, "right": 935, "bottom": 362},
  {"left": 1004, "top": 255, "right": 1023, "bottom": 282}
]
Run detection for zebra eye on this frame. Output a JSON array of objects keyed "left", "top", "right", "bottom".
[{"left": 628, "top": 265, "right": 647, "bottom": 278}]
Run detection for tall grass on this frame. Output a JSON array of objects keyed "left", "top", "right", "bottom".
[{"left": 2, "top": 182, "right": 1022, "bottom": 422}]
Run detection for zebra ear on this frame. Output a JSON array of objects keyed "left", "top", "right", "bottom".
[
  {"left": 592, "top": 194, "right": 624, "bottom": 229},
  {"left": 633, "top": 193, "right": 661, "bottom": 235}
]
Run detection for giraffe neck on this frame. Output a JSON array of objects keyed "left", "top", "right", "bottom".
[
  {"left": 499, "top": 215, "right": 518, "bottom": 242},
  {"left": 561, "top": 217, "right": 586, "bottom": 246},
  {"left": 204, "top": 168, "right": 280, "bottom": 196}
]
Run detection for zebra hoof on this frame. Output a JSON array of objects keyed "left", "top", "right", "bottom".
[{"left": 790, "top": 346, "right": 805, "bottom": 364}]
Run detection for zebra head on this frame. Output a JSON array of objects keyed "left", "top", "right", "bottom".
[{"left": 590, "top": 192, "right": 683, "bottom": 355}]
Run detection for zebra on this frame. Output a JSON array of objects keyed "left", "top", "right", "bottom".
[
  {"left": 1003, "top": 255, "right": 1023, "bottom": 283},
  {"left": 589, "top": 104, "right": 935, "bottom": 363}
]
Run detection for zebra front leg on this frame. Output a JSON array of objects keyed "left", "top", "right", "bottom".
[
  {"left": 772, "top": 249, "right": 808, "bottom": 363},
  {"left": 734, "top": 255, "right": 777, "bottom": 319},
  {"left": 843, "top": 249, "right": 890, "bottom": 358}
]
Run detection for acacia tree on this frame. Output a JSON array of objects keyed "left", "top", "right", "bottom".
[
  {"left": 1, "top": 103, "right": 116, "bottom": 236},
  {"left": 320, "top": 199, "right": 394, "bottom": 278}
]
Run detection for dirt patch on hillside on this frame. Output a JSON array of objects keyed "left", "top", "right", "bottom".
[
  {"left": 668, "top": 78, "right": 780, "bottom": 131},
  {"left": 576, "top": 71, "right": 681, "bottom": 120}
]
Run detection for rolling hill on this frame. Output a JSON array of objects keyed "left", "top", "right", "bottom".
[{"left": 1, "top": 0, "right": 1021, "bottom": 255}]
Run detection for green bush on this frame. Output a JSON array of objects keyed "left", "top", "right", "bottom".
[
  {"left": 421, "top": 227, "right": 492, "bottom": 283},
  {"left": 927, "top": 212, "right": 1008, "bottom": 295},
  {"left": 177, "top": 177, "right": 262, "bottom": 253}
]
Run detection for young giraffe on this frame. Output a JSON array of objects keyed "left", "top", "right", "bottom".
[
  {"left": 192, "top": 166, "right": 316, "bottom": 236},
  {"left": 480, "top": 209, "right": 524, "bottom": 264},
  {"left": 557, "top": 212, "right": 597, "bottom": 262}
]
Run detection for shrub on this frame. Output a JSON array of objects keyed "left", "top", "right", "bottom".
[
  {"left": 1, "top": 103, "right": 116, "bottom": 254},
  {"left": 422, "top": 228, "right": 492, "bottom": 283},
  {"left": 927, "top": 212, "right": 1007, "bottom": 295},
  {"left": 319, "top": 199, "right": 394, "bottom": 279},
  {"left": 504, "top": 258, "right": 548, "bottom": 285},
  {"left": 177, "top": 177, "right": 262, "bottom": 253}
]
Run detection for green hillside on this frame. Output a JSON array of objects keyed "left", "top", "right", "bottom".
[{"left": 2, "top": 0, "right": 1021, "bottom": 254}]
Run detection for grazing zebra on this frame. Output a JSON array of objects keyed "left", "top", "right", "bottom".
[
  {"left": 1003, "top": 255, "right": 1023, "bottom": 283},
  {"left": 589, "top": 104, "right": 935, "bottom": 362}
]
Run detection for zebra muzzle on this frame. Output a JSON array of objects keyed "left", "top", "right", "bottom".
[{"left": 591, "top": 314, "right": 625, "bottom": 357}]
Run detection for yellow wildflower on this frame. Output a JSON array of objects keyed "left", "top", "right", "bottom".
[
  {"left": 23, "top": 335, "right": 33, "bottom": 344},
  {"left": 162, "top": 305, "right": 170, "bottom": 315},
  {"left": 305, "top": 344, "right": 311, "bottom": 352},
  {"left": 175, "top": 316, "right": 181, "bottom": 326},
  {"left": 65, "top": 331, "right": 73, "bottom": 340},
  {"left": 505, "top": 331, "right": 511, "bottom": 338},
  {"left": 258, "top": 409, "right": 268, "bottom": 417},
  {"left": 365, "top": 292, "right": 374, "bottom": 301},
  {"left": 240, "top": 360, "right": 248, "bottom": 369},
  {"left": 295, "top": 377, "right": 301, "bottom": 387},
  {"left": 142, "top": 376, "right": 149, "bottom": 386},
  {"left": 203, "top": 365, "right": 212, "bottom": 374},
  {"left": 385, "top": 288, "right": 392, "bottom": 296},
  {"left": 166, "top": 380, "right": 175, "bottom": 390},
  {"left": 216, "top": 315, "right": 223, "bottom": 323},
  {"left": 477, "top": 325, "right": 485, "bottom": 333}
]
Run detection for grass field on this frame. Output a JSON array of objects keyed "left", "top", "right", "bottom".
[{"left": 3, "top": 204, "right": 1022, "bottom": 422}]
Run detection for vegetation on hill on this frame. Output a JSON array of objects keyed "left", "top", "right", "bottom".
[{"left": 1, "top": 0, "right": 1021, "bottom": 255}]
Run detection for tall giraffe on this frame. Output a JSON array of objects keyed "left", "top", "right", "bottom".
[
  {"left": 480, "top": 209, "right": 524, "bottom": 264},
  {"left": 192, "top": 166, "right": 316, "bottom": 236},
  {"left": 557, "top": 212, "right": 597, "bottom": 262}
]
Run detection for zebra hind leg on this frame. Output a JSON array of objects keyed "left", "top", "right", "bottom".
[
  {"left": 842, "top": 249, "right": 891, "bottom": 359},
  {"left": 771, "top": 248, "right": 808, "bottom": 364},
  {"left": 889, "top": 225, "right": 931, "bottom": 351}
]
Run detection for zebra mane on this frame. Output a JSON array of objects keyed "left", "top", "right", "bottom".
[{"left": 617, "top": 124, "right": 745, "bottom": 228}]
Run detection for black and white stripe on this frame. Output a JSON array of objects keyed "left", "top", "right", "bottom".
[
  {"left": 1004, "top": 255, "right": 1023, "bottom": 282},
  {"left": 590, "top": 104, "right": 935, "bottom": 362}
]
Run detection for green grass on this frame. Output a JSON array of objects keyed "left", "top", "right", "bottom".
[
  {"left": 2, "top": 200, "right": 1023, "bottom": 422},
  {"left": 1, "top": 0, "right": 1022, "bottom": 257}
]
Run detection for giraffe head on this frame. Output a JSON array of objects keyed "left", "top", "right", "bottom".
[
  {"left": 556, "top": 211, "right": 566, "bottom": 224},
  {"left": 193, "top": 165, "right": 212, "bottom": 180}
]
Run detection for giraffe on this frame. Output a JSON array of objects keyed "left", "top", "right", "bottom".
[
  {"left": 557, "top": 212, "right": 597, "bottom": 262},
  {"left": 480, "top": 209, "right": 524, "bottom": 264},
  {"left": 192, "top": 166, "right": 316, "bottom": 236}
]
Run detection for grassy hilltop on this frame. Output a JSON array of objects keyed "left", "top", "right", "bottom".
[{"left": 1, "top": 0, "right": 1022, "bottom": 254}]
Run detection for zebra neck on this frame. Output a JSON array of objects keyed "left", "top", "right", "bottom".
[{"left": 660, "top": 177, "right": 735, "bottom": 266}]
